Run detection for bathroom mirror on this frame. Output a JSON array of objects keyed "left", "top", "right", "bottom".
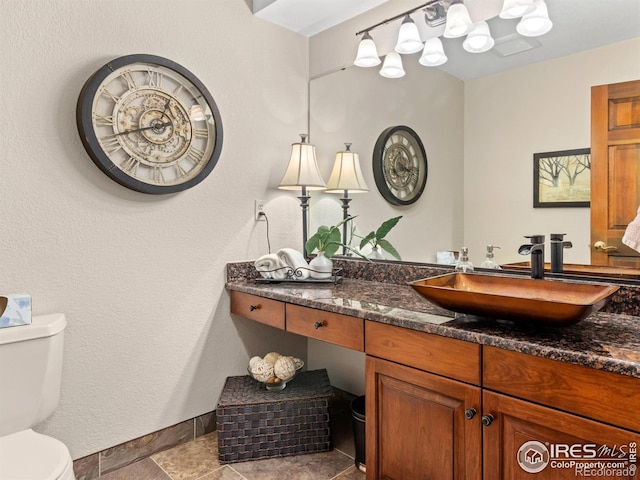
[{"left": 308, "top": 2, "right": 640, "bottom": 281}]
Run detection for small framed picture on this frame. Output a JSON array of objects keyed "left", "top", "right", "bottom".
[{"left": 533, "top": 148, "right": 591, "bottom": 208}]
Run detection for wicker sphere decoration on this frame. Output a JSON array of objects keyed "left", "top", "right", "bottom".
[
  {"left": 250, "top": 359, "right": 274, "bottom": 382},
  {"left": 274, "top": 356, "right": 297, "bottom": 381},
  {"left": 263, "top": 351, "right": 281, "bottom": 366},
  {"left": 249, "top": 356, "right": 262, "bottom": 370}
]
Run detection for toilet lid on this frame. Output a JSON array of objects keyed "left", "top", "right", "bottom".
[{"left": 0, "top": 429, "right": 72, "bottom": 480}]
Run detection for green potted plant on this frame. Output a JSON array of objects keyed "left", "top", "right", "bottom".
[
  {"left": 306, "top": 216, "right": 364, "bottom": 278},
  {"left": 358, "top": 216, "right": 403, "bottom": 260}
]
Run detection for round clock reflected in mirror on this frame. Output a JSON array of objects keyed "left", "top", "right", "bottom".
[{"left": 373, "top": 125, "right": 428, "bottom": 206}]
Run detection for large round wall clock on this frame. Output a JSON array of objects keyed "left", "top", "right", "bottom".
[
  {"left": 373, "top": 125, "right": 428, "bottom": 206},
  {"left": 76, "top": 54, "right": 223, "bottom": 194}
]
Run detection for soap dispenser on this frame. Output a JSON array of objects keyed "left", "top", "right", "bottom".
[
  {"left": 480, "top": 245, "right": 501, "bottom": 269},
  {"left": 455, "top": 247, "right": 474, "bottom": 272}
]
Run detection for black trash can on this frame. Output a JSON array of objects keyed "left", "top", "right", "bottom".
[{"left": 350, "top": 395, "right": 366, "bottom": 473}]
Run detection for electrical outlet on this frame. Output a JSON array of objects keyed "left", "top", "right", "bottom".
[{"left": 255, "top": 200, "right": 266, "bottom": 221}]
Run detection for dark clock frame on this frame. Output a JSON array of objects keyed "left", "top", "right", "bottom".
[
  {"left": 373, "top": 125, "right": 428, "bottom": 206},
  {"left": 76, "top": 54, "right": 223, "bottom": 194}
]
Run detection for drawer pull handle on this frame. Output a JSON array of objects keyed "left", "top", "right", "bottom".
[
  {"left": 464, "top": 408, "right": 477, "bottom": 420},
  {"left": 314, "top": 321, "right": 325, "bottom": 329},
  {"left": 481, "top": 414, "right": 494, "bottom": 426},
  {"left": 249, "top": 305, "right": 260, "bottom": 312}
]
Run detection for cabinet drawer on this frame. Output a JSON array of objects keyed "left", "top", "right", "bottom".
[
  {"left": 483, "top": 346, "right": 640, "bottom": 432},
  {"left": 365, "top": 321, "right": 481, "bottom": 385},
  {"left": 229, "top": 291, "right": 285, "bottom": 329},
  {"left": 286, "top": 304, "right": 364, "bottom": 351}
]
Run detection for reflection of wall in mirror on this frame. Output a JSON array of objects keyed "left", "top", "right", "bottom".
[
  {"left": 465, "top": 38, "right": 639, "bottom": 266},
  {"left": 309, "top": 37, "right": 640, "bottom": 266},
  {"left": 310, "top": 59, "right": 464, "bottom": 264}
]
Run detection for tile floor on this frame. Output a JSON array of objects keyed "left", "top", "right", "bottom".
[{"left": 98, "top": 403, "right": 366, "bottom": 480}]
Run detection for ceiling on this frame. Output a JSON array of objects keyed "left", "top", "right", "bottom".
[{"left": 252, "top": 0, "right": 640, "bottom": 80}]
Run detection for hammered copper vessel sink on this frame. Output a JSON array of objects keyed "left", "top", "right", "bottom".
[{"left": 410, "top": 273, "right": 619, "bottom": 326}]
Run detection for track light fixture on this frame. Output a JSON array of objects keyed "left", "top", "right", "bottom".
[{"left": 354, "top": 0, "right": 552, "bottom": 78}]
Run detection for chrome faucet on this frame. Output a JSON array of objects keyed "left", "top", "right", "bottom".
[
  {"left": 550, "top": 233, "right": 573, "bottom": 273},
  {"left": 518, "top": 235, "right": 545, "bottom": 279}
]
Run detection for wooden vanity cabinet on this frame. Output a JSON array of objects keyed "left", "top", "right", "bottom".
[
  {"left": 482, "top": 346, "right": 640, "bottom": 479},
  {"left": 365, "top": 321, "right": 482, "bottom": 480},
  {"left": 363, "top": 323, "right": 639, "bottom": 480},
  {"left": 229, "top": 291, "right": 639, "bottom": 480},
  {"left": 483, "top": 390, "right": 640, "bottom": 479},
  {"left": 366, "top": 356, "right": 482, "bottom": 480}
]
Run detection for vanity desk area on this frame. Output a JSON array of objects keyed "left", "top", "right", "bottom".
[{"left": 226, "top": 259, "right": 640, "bottom": 480}]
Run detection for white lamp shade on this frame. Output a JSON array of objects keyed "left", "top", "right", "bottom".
[
  {"left": 517, "top": 0, "right": 552, "bottom": 37},
  {"left": 419, "top": 37, "right": 448, "bottom": 66},
  {"left": 499, "top": 0, "right": 535, "bottom": 19},
  {"left": 325, "top": 147, "right": 369, "bottom": 193},
  {"left": 394, "top": 16, "right": 423, "bottom": 54},
  {"left": 354, "top": 32, "right": 381, "bottom": 67},
  {"left": 379, "top": 52, "right": 405, "bottom": 78},
  {"left": 463, "top": 21, "right": 495, "bottom": 53},
  {"left": 278, "top": 136, "right": 327, "bottom": 190},
  {"left": 443, "top": 3, "right": 473, "bottom": 38}
]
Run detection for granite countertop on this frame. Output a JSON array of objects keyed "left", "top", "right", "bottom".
[{"left": 226, "top": 262, "right": 640, "bottom": 379}]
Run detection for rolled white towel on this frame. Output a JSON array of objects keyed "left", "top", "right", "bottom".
[
  {"left": 622, "top": 205, "right": 640, "bottom": 253},
  {"left": 254, "top": 254, "right": 288, "bottom": 279},
  {"left": 277, "top": 248, "right": 310, "bottom": 280}
]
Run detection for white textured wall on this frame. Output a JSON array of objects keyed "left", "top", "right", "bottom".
[
  {"left": 464, "top": 38, "right": 640, "bottom": 266},
  {"left": 2, "top": 0, "right": 309, "bottom": 458}
]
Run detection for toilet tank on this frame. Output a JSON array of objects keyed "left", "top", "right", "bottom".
[{"left": 0, "top": 313, "right": 67, "bottom": 438}]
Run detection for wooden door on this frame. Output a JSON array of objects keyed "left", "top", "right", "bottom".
[
  {"left": 591, "top": 79, "right": 640, "bottom": 266},
  {"left": 365, "top": 356, "right": 481, "bottom": 480},
  {"left": 483, "top": 391, "right": 640, "bottom": 479}
]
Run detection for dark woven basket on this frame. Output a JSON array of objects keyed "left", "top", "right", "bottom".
[{"left": 216, "top": 369, "right": 334, "bottom": 463}]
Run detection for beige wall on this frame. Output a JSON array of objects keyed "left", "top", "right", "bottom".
[
  {"left": 2, "top": 0, "right": 309, "bottom": 459},
  {"left": 464, "top": 38, "right": 640, "bottom": 266}
]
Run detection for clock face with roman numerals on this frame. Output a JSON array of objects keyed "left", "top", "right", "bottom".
[
  {"left": 76, "top": 54, "right": 223, "bottom": 194},
  {"left": 373, "top": 126, "right": 427, "bottom": 206}
]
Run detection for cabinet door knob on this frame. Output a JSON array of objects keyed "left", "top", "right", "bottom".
[
  {"left": 314, "top": 321, "right": 324, "bottom": 329},
  {"left": 481, "top": 414, "right": 494, "bottom": 426},
  {"left": 464, "top": 408, "right": 477, "bottom": 420},
  {"left": 249, "top": 305, "right": 260, "bottom": 312}
]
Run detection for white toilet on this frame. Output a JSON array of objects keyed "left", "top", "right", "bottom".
[{"left": 0, "top": 313, "right": 76, "bottom": 480}]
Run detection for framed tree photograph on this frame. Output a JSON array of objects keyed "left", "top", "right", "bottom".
[{"left": 533, "top": 148, "right": 591, "bottom": 208}]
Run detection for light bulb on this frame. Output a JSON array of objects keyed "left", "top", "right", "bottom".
[
  {"left": 463, "top": 21, "right": 495, "bottom": 53},
  {"left": 354, "top": 32, "right": 381, "bottom": 67},
  {"left": 419, "top": 37, "right": 448, "bottom": 67},
  {"left": 517, "top": 0, "right": 552, "bottom": 37},
  {"left": 379, "top": 52, "right": 405, "bottom": 78},
  {"left": 395, "top": 15, "right": 423, "bottom": 54},
  {"left": 444, "top": 3, "right": 473, "bottom": 38}
]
